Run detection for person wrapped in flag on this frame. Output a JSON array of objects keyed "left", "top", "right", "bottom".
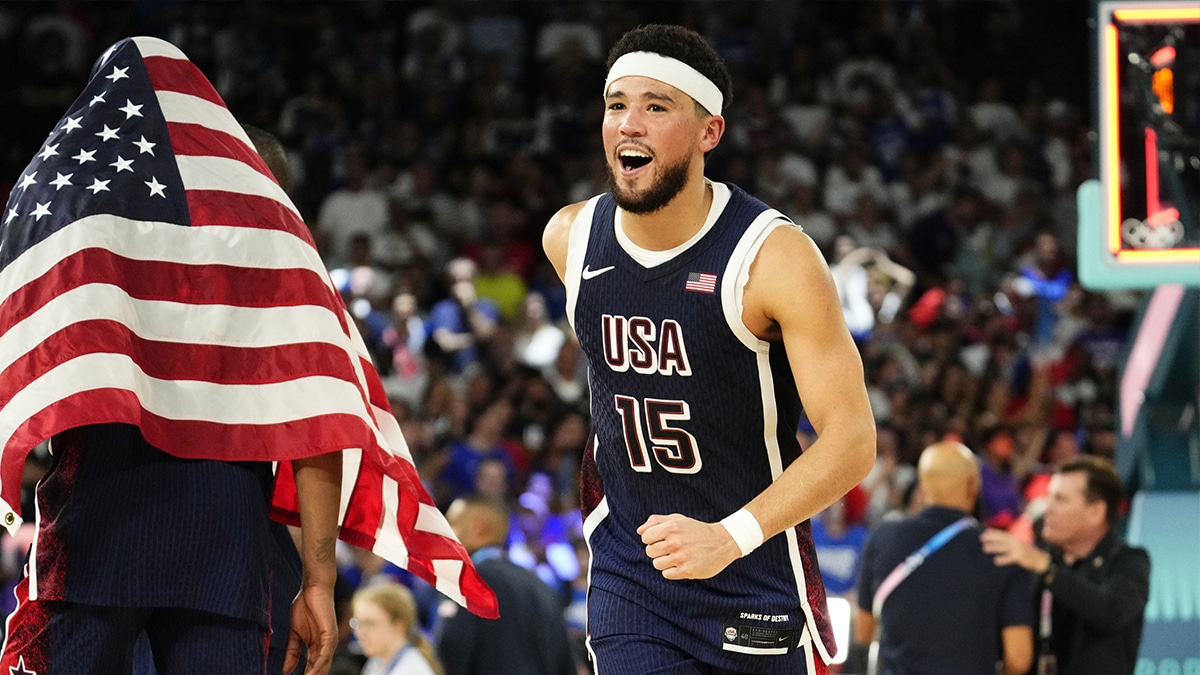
[{"left": 0, "top": 36, "right": 495, "bottom": 675}]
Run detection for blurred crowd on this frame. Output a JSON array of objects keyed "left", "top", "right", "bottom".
[{"left": 1, "top": 1, "right": 1139, "bottom": 673}]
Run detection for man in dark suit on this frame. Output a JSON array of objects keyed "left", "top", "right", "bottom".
[
  {"left": 983, "top": 455, "right": 1150, "bottom": 674},
  {"left": 437, "top": 495, "right": 576, "bottom": 675}
]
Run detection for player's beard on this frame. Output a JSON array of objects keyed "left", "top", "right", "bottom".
[{"left": 606, "top": 154, "right": 690, "bottom": 215}]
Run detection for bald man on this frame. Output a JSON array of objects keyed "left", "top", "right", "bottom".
[
  {"left": 436, "top": 496, "right": 576, "bottom": 675},
  {"left": 855, "top": 442, "right": 1035, "bottom": 675}
]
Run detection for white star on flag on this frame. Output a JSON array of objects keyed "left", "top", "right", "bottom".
[
  {"left": 89, "top": 92, "right": 106, "bottom": 107},
  {"left": 133, "top": 136, "right": 156, "bottom": 155},
  {"left": 145, "top": 176, "right": 167, "bottom": 198},
  {"left": 119, "top": 100, "right": 143, "bottom": 119},
  {"left": 110, "top": 156, "right": 134, "bottom": 172},
  {"left": 9, "top": 654, "right": 37, "bottom": 675},
  {"left": 38, "top": 144, "right": 59, "bottom": 160},
  {"left": 86, "top": 178, "right": 111, "bottom": 194},
  {"left": 95, "top": 125, "right": 121, "bottom": 142},
  {"left": 16, "top": 173, "right": 37, "bottom": 191},
  {"left": 4, "top": 208, "right": 17, "bottom": 225},
  {"left": 49, "top": 173, "right": 74, "bottom": 190},
  {"left": 30, "top": 202, "right": 52, "bottom": 221},
  {"left": 61, "top": 116, "right": 83, "bottom": 133},
  {"left": 72, "top": 149, "right": 97, "bottom": 164},
  {"left": 106, "top": 66, "right": 130, "bottom": 82}
]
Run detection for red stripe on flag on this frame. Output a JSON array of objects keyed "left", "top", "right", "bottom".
[
  {"left": 142, "top": 55, "right": 226, "bottom": 107},
  {"left": 340, "top": 452, "right": 385, "bottom": 540},
  {"left": 685, "top": 273, "right": 717, "bottom": 293},
  {"left": 186, "top": 189, "right": 312, "bottom": 240},
  {"left": 359, "top": 356, "right": 391, "bottom": 411},
  {"left": 166, "top": 121, "right": 275, "bottom": 181},
  {"left": 1, "top": 321, "right": 356, "bottom": 396},
  {"left": 0, "top": 248, "right": 336, "bottom": 335},
  {"left": 2, "top": 389, "right": 377, "bottom": 507}
]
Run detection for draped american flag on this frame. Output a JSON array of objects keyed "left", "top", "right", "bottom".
[{"left": 0, "top": 36, "right": 497, "bottom": 618}]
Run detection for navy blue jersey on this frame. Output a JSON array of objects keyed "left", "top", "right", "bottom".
[
  {"left": 567, "top": 183, "right": 835, "bottom": 672},
  {"left": 31, "top": 424, "right": 288, "bottom": 627}
]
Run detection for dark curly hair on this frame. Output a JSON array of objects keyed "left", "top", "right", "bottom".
[{"left": 606, "top": 24, "right": 733, "bottom": 115}]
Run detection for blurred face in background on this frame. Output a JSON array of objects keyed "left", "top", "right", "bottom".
[
  {"left": 351, "top": 598, "right": 404, "bottom": 660},
  {"left": 1040, "top": 471, "right": 1105, "bottom": 551}
]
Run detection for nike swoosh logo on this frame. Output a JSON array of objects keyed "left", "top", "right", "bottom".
[{"left": 581, "top": 265, "right": 615, "bottom": 280}]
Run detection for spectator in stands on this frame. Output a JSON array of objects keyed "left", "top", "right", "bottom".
[
  {"left": 428, "top": 398, "right": 519, "bottom": 508},
  {"left": 979, "top": 426, "right": 1025, "bottom": 529},
  {"left": 352, "top": 582, "right": 444, "bottom": 675},
  {"left": 830, "top": 235, "right": 879, "bottom": 342},
  {"left": 425, "top": 257, "right": 500, "bottom": 375},
  {"left": 845, "top": 193, "right": 898, "bottom": 254},
  {"left": 782, "top": 182, "right": 837, "bottom": 253},
  {"left": 812, "top": 487, "right": 870, "bottom": 603},
  {"left": 472, "top": 239, "right": 528, "bottom": 325},
  {"left": 861, "top": 424, "right": 917, "bottom": 528},
  {"left": 857, "top": 441, "right": 1035, "bottom": 675},
  {"left": 902, "top": 186, "right": 983, "bottom": 288},
  {"left": 824, "top": 143, "right": 889, "bottom": 224},
  {"left": 1012, "top": 231, "right": 1074, "bottom": 355},
  {"left": 512, "top": 292, "right": 567, "bottom": 370},
  {"left": 316, "top": 151, "right": 389, "bottom": 269},
  {"left": 982, "top": 455, "right": 1150, "bottom": 675}
]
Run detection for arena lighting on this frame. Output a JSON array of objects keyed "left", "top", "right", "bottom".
[
  {"left": 825, "top": 597, "right": 851, "bottom": 665},
  {"left": 1086, "top": 0, "right": 1200, "bottom": 289},
  {"left": 1101, "top": 22, "right": 1122, "bottom": 255},
  {"left": 1113, "top": 7, "right": 1200, "bottom": 22}
]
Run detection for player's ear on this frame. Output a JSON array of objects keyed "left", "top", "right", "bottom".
[{"left": 699, "top": 115, "right": 724, "bottom": 154}]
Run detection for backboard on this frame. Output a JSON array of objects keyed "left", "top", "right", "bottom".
[{"left": 1081, "top": 1, "right": 1200, "bottom": 289}]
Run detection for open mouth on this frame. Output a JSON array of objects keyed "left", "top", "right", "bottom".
[{"left": 618, "top": 149, "right": 652, "bottom": 172}]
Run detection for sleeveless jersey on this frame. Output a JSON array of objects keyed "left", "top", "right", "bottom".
[{"left": 566, "top": 183, "right": 836, "bottom": 672}]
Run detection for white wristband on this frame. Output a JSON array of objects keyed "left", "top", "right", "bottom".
[{"left": 719, "top": 508, "right": 764, "bottom": 557}]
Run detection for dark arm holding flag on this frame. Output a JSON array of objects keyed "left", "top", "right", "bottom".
[{"left": 286, "top": 452, "right": 342, "bottom": 675}]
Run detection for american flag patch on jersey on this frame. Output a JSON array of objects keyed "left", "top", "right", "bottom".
[{"left": 685, "top": 272, "right": 718, "bottom": 293}]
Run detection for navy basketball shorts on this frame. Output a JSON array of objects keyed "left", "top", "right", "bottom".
[
  {"left": 588, "top": 632, "right": 830, "bottom": 675},
  {"left": 1, "top": 578, "right": 268, "bottom": 674}
]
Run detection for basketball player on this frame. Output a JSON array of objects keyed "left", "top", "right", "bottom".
[{"left": 542, "top": 24, "right": 876, "bottom": 674}]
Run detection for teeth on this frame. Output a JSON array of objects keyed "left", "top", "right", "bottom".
[{"left": 620, "top": 150, "right": 650, "bottom": 158}]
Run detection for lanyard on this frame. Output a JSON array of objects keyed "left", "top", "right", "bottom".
[
  {"left": 1037, "top": 589, "right": 1057, "bottom": 674},
  {"left": 1040, "top": 588, "right": 1053, "bottom": 640},
  {"left": 872, "top": 516, "right": 975, "bottom": 616},
  {"left": 471, "top": 546, "right": 504, "bottom": 564}
]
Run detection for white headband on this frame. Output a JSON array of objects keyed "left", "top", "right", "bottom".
[{"left": 604, "top": 51, "right": 723, "bottom": 116}]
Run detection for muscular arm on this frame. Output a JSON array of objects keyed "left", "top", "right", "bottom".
[
  {"left": 981, "top": 529, "right": 1150, "bottom": 632},
  {"left": 739, "top": 226, "right": 877, "bottom": 539},
  {"left": 640, "top": 226, "right": 877, "bottom": 579},
  {"left": 284, "top": 451, "right": 342, "bottom": 675}
]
